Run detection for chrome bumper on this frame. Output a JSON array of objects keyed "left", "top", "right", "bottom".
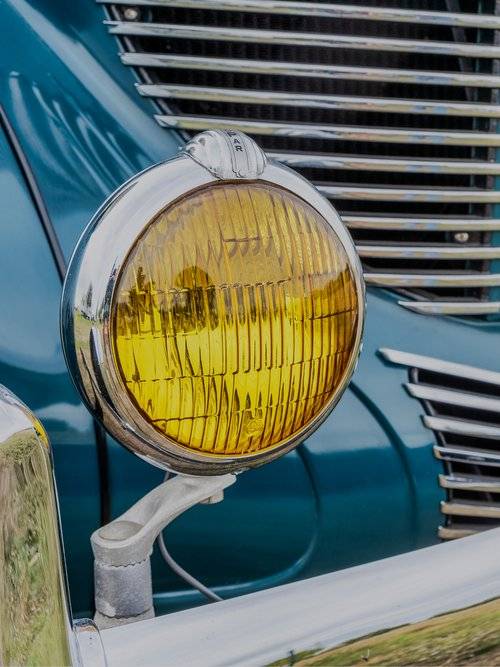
[
  {"left": 2, "top": 384, "right": 499, "bottom": 666},
  {"left": 99, "top": 527, "right": 500, "bottom": 666}
]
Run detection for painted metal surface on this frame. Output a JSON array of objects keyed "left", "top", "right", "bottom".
[
  {"left": 2, "top": 0, "right": 500, "bottom": 619},
  {"left": 0, "top": 118, "right": 101, "bottom": 614}
]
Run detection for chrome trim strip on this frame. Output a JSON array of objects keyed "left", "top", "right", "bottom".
[
  {"left": 137, "top": 85, "right": 500, "bottom": 119},
  {"left": 438, "top": 525, "right": 481, "bottom": 540},
  {"left": 270, "top": 152, "right": 500, "bottom": 175},
  {"left": 99, "top": 0, "right": 500, "bottom": 30},
  {"left": 424, "top": 415, "right": 500, "bottom": 439},
  {"left": 441, "top": 500, "right": 500, "bottom": 519},
  {"left": 399, "top": 301, "right": 500, "bottom": 315},
  {"left": 343, "top": 216, "right": 500, "bottom": 231},
  {"left": 407, "top": 383, "right": 500, "bottom": 413},
  {"left": 380, "top": 348, "right": 500, "bottom": 386},
  {"left": 434, "top": 445, "right": 500, "bottom": 467},
  {"left": 122, "top": 54, "right": 500, "bottom": 88},
  {"left": 367, "top": 273, "right": 500, "bottom": 288},
  {"left": 439, "top": 473, "right": 500, "bottom": 493},
  {"left": 155, "top": 115, "right": 500, "bottom": 147},
  {"left": 320, "top": 186, "right": 500, "bottom": 203},
  {"left": 107, "top": 21, "right": 499, "bottom": 58},
  {"left": 357, "top": 244, "right": 500, "bottom": 260}
]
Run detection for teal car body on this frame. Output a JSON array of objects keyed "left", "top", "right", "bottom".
[{"left": 1, "top": 0, "right": 498, "bottom": 617}]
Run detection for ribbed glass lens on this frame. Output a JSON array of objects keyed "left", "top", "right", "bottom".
[{"left": 112, "top": 182, "right": 359, "bottom": 457}]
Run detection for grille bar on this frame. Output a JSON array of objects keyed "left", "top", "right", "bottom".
[
  {"left": 438, "top": 526, "right": 479, "bottom": 539},
  {"left": 156, "top": 115, "right": 500, "bottom": 146},
  {"left": 434, "top": 445, "right": 500, "bottom": 468},
  {"left": 399, "top": 301, "right": 500, "bottom": 315},
  {"left": 441, "top": 500, "right": 500, "bottom": 519},
  {"left": 358, "top": 244, "right": 500, "bottom": 260},
  {"left": 379, "top": 349, "right": 500, "bottom": 386},
  {"left": 440, "top": 473, "right": 500, "bottom": 493},
  {"left": 269, "top": 152, "right": 500, "bottom": 176},
  {"left": 318, "top": 185, "right": 500, "bottom": 203},
  {"left": 101, "top": 1, "right": 500, "bottom": 30},
  {"left": 343, "top": 217, "right": 500, "bottom": 232},
  {"left": 123, "top": 54, "right": 500, "bottom": 88},
  {"left": 407, "top": 384, "right": 500, "bottom": 412},
  {"left": 108, "top": 21, "right": 500, "bottom": 58},
  {"left": 380, "top": 348, "right": 500, "bottom": 540},
  {"left": 424, "top": 415, "right": 500, "bottom": 440},
  {"left": 138, "top": 85, "right": 500, "bottom": 119},
  {"left": 366, "top": 273, "right": 500, "bottom": 288}
]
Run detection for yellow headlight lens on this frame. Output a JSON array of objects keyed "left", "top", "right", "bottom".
[{"left": 112, "top": 182, "right": 359, "bottom": 458}]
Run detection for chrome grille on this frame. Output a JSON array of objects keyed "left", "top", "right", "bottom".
[
  {"left": 381, "top": 348, "right": 500, "bottom": 540},
  {"left": 101, "top": 0, "right": 500, "bottom": 316}
]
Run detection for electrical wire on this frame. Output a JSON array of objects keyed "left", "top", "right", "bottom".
[{"left": 156, "top": 473, "right": 223, "bottom": 603}]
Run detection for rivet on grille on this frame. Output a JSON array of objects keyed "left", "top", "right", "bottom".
[
  {"left": 454, "top": 232, "right": 470, "bottom": 244},
  {"left": 123, "top": 6, "right": 140, "bottom": 21}
]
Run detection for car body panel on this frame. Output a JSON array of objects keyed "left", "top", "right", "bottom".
[
  {"left": 0, "top": 118, "right": 100, "bottom": 614},
  {"left": 5, "top": 0, "right": 500, "bottom": 617}
]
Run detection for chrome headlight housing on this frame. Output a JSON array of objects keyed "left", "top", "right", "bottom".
[{"left": 61, "top": 131, "right": 364, "bottom": 475}]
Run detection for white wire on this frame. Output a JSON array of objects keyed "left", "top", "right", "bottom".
[{"left": 156, "top": 473, "right": 223, "bottom": 603}]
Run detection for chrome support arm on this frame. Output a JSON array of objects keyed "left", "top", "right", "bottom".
[{"left": 91, "top": 473, "right": 236, "bottom": 629}]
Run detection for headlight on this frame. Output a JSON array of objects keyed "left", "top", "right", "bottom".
[{"left": 61, "top": 131, "right": 364, "bottom": 474}]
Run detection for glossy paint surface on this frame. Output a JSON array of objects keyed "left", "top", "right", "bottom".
[
  {"left": 2, "top": 0, "right": 499, "bottom": 617},
  {"left": 0, "top": 121, "right": 100, "bottom": 614}
]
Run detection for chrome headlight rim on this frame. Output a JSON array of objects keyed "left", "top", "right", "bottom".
[{"left": 61, "top": 131, "right": 365, "bottom": 475}]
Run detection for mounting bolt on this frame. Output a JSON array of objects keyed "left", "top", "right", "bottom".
[
  {"left": 123, "top": 6, "right": 140, "bottom": 20},
  {"left": 454, "top": 232, "right": 470, "bottom": 244}
]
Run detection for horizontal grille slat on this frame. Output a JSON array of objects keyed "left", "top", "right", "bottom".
[
  {"left": 123, "top": 54, "right": 500, "bottom": 88},
  {"left": 407, "top": 384, "right": 500, "bottom": 412},
  {"left": 438, "top": 525, "right": 480, "bottom": 539},
  {"left": 424, "top": 415, "right": 500, "bottom": 440},
  {"left": 155, "top": 115, "right": 500, "bottom": 146},
  {"left": 318, "top": 186, "right": 500, "bottom": 203},
  {"left": 380, "top": 349, "right": 500, "bottom": 385},
  {"left": 138, "top": 85, "right": 500, "bottom": 119},
  {"left": 108, "top": 20, "right": 500, "bottom": 58},
  {"left": 366, "top": 273, "right": 500, "bottom": 288},
  {"left": 434, "top": 445, "right": 500, "bottom": 468},
  {"left": 269, "top": 152, "right": 500, "bottom": 175},
  {"left": 441, "top": 500, "right": 500, "bottom": 519},
  {"left": 101, "top": 1, "right": 500, "bottom": 30},
  {"left": 108, "top": 1, "right": 500, "bottom": 317},
  {"left": 380, "top": 348, "right": 500, "bottom": 541},
  {"left": 439, "top": 473, "right": 500, "bottom": 493},
  {"left": 399, "top": 301, "right": 500, "bottom": 315},
  {"left": 358, "top": 244, "right": 500, "bottom": 260},
  {"left": 343, "top": 217, "right": 500, "bottom": 232}
]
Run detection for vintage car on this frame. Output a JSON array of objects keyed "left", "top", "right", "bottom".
[{"left": 1, "top": 1, "right": 500, "bottom": 665}]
